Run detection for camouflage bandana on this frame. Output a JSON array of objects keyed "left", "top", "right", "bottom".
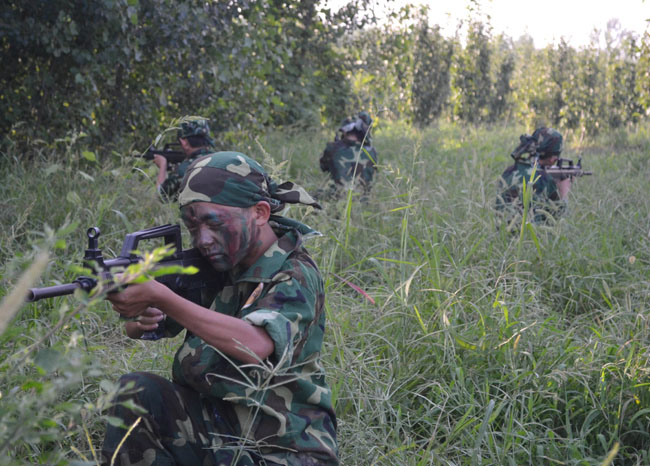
[
  {"left": 177, "top": 119, "right": 215, "bottom": 146},
  {"left": 178, "top": 152, "right": 322, "bottom": 213},
  {"left": 531, "top": 127, "right": 562, "bottom": 158}
]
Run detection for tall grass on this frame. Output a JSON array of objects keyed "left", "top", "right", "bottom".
[{"left": 1, "top": 122, "right": 650, "bottom": 464}]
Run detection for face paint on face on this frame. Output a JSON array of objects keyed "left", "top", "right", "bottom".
[{"left": 181, "top": 202, "right": 258, "bottom": 271}]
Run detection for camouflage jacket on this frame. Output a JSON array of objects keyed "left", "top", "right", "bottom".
[
  {"left": 159, "top": 148, "right": 214, "bottom": 202},
  {"left": 320, "top": 139, "right": 377, "bottom": 192},
  {"left": 496, "top": 160, "right": 564, "bottom": 224},
  {"left": 162, "top": 224, "right": 338, "bottom": 462}
]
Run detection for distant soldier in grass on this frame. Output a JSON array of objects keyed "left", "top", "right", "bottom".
[
  {"left": 496, "top": 127, "right": 572, "bottom": 227},
  {"left": 101, "top": 152, "right": 339, "bottom": 465},
  {"left": 319, "top": 111, "right": 377, "bottom": 200},
  {"left": 154, "top": 118, "right": 215, "bottom": 202}
]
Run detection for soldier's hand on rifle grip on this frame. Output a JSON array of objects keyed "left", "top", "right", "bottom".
[
  {"left": 125, "top": 307, "right": 165, "bottom": 339},
  {"left": 106, "top": 274, "right": 167, "bottom": 319}
]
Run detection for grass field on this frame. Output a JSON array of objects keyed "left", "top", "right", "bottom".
[{"left": 1, "top": 121, "right": 650, "bottom": 465}]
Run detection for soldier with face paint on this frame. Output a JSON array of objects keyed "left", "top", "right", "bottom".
[{"left": 102, "top": 152, "right": 338, "bottom": 465}]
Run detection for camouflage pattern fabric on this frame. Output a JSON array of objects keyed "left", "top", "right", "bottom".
[
  {"left": 101, "top": 372, "right": 240, "bottom": 466},
  {"left": 496, "top": 160, "right": 565, "bottom": 227},
  {"left": 530, "top": 127, "right": 562, "bottom": 158},
  {"left": 101, "top": 226, "right": 338, "bottom": 465},
  {"left": 103, "top": 151, "right": 336, "bottom": 464},
  {"left": 511, "top": 127, "right": 563, "bottom": 161},
  {"left": 159, "top": 148, "right": 214, "bottom": 202},
  {"left": 179, "top": 152, "right": 321, "bottom": 212},
  {"left": 177, "top": 118, "right": 215, "bottom": 146},
  {"left": 319, "top": 139, "right": 378, "bottom": 197}
]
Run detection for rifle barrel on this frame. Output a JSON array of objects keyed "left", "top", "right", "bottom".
[
  {"left": 137, "top": 150, "right": 186, "bottom": 164},
  {"left": 27, "top": 283, "right": 81, "bottom": 302},
  {"left": 544, "top": 169, "right": 593, "bottom": 178}
]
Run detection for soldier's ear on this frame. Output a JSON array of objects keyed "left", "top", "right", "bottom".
[{"left": 252, "top": 201, "right": 271, "bottom": 225}]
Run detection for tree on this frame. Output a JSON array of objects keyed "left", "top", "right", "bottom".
[
  {"left": 451, "top": 20, "right": 493, "bottom": 123},
  {"left": 412, "top": 10, "right": 453, "bottom": 126}
]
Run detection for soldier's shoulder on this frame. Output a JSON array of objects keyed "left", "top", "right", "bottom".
[
  {"left": 326, "top": 140, "right": 346, "bottom": 151},
  {"left": 500, "top": 164, "right": 518, "bottom": 178}
]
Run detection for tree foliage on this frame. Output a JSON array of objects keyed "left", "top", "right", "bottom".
[
  {"left": 1, "top": 0, "right": 361, "bottom": 151},
  {"left": 412, "top": 10, "right": 453, "bottom": 126},
  {"left": 2, "top": 0, "right": 650, "bottom": 149}
]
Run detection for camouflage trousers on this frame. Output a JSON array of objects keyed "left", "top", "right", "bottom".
[{"left": 100, "top": 372, "right": 332, "bottom": 466}]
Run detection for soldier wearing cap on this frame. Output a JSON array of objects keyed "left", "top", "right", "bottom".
[
  {"left": 496, "top": 127, "right": 572, "bottom": 227},
  {"left": 155, "top": 119, "right": 216, "bottom": 202},
  {"left": 102, "top": 152, "right": 339, "bottom": 465},
  {"left": 319, "top": 111, "right": 378, "bottom": 199}
]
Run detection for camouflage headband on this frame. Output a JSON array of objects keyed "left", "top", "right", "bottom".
[
  {"left": 178, "top": 152, "right": 321, "bottom": 212},
  {"left": 177, "top": 119, "right": 215, "bottom": 146}
]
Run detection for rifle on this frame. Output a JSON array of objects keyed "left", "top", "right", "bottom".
[
  {"left": 27, "top": 224, "right": 221, "bottom": 306},
  {"left": 542, "top": 157, "right": 593, "bottom": 179},
  {"left": 136, "top": 143, "right": 187, "bottom": 165}
]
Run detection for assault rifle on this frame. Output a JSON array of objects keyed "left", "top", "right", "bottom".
[
  {"left": 136, "top": 143, "right": 186, "bottom": 165},
  {"left": 27, "top": 224, "right": 221, "bottom": 306},
  {"left": 510, "top": 134, "right": 593, "bottom": 179},
  {"left": 542, "top": 157, "right": 593, "bottom": 179}
]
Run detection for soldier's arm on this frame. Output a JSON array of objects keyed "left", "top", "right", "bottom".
[
  {"left": 108, "top": 279, "right": 274, "bottom": 363},
  {"left": 153, "top": 154, "right": 168, "bottom": 187},
  {"left": 555, "top": 177, "right": 572, "bottom": 200}
]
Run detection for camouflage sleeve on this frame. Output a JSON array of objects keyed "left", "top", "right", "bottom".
[
  {"left": 320, "top": 144, "right": 335, "bottom": 173},
  {"left": 545, "top": 176, "right": 560, "bottom": 202},
  {"left": 161, "top": 316, "right": 185, "bottom": 338},
  {"left": 242, "top": 261, "right": 323, "bottom": 369}
]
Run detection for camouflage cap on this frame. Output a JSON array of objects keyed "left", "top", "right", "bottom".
[
  {"left": 178, "top": 151, "right": 321, "bottom": 212},
  {"left": 338, "top": 117, "right": 353, "bottom": 132},
  {"left": 177, "top": 119, "right": 214, "bottom": 145},
  {"left": 339, "top": 111, "right": 372, "bottom": 140},
  {"left": 531, "top": 127, "right": 562, "bottom": 158},
  {"left": 357, "top": 111, "right": 372, "bottom": 127}
]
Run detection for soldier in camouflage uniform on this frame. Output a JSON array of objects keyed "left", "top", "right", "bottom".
[
  {"left": 102, "top": 152, "right": 338, "bottom": 465},
  {"left": 155, "top": 119, "right": 216, "bottom": 202},
  {"left": 319, "top": 111, "right": 377, "bottom": 199},
  {"left": 496, "top": 127, "right": 572, "bottom": 228}
]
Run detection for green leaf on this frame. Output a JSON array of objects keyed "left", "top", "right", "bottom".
[
  {"left": 34, "top": 348, "right": 63, "bottom": 373},
  {"left": 100, "top": 379, "right": 117, "bottom": 393},
  {"left": 150, "top": 265, "right": 198, "bottom": 277},
  {"left": 45, "top": 163, "right": 62, "bottom": 176},
  {"left": 81, "top": 150, "right": 96, "bottom": 162},
  {"left": 21, "top": 380, "right": 44, "bottom": 392},
  {"left": 105, "top": 415, "right": 128, "bottom": 428},
  {"left": 78, "top": 170, "right": 95, "bottom": 181},
  {"left": 40, "top": 418, "right": 57, "bottom": 428}
]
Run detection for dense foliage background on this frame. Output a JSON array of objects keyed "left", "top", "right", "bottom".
[
  {"left": 2, "top": 0, "right": 650, "bottom": 153},
  {"left": 2, "top": 1, "right": 650, "bottom": 465}
]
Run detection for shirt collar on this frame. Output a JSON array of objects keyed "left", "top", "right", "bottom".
[{"left": 233, "top": 229, "right": 301, "bottom": 284}]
